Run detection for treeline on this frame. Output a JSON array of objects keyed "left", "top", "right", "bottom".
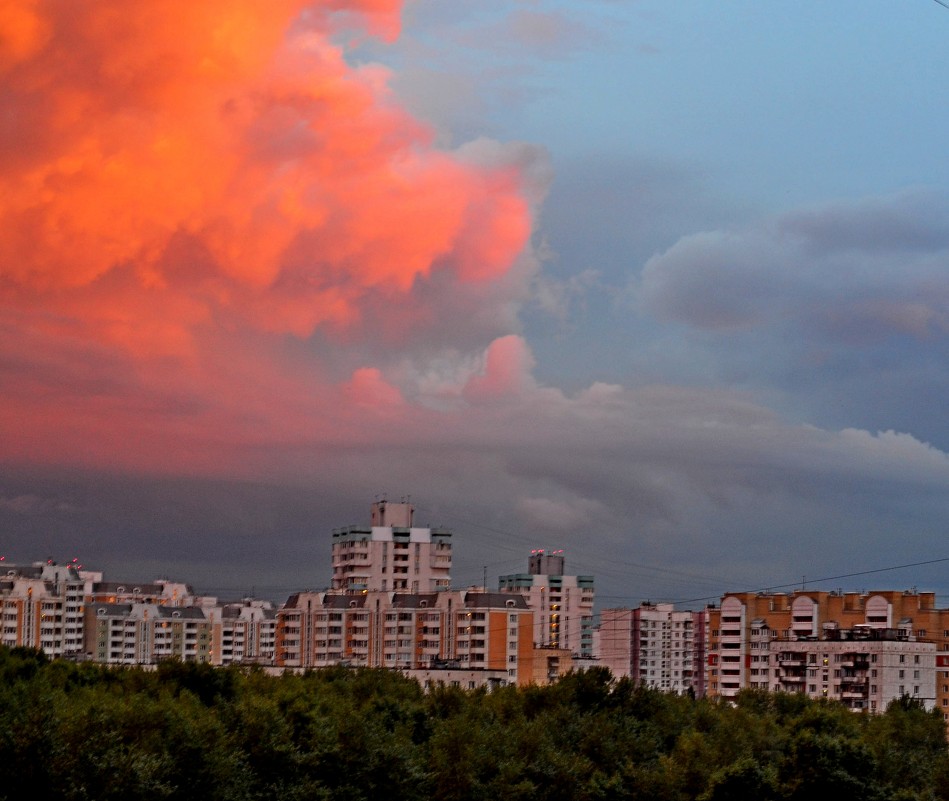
[{"left": 0, "top": 647, "right": 947, "bottom": 801}]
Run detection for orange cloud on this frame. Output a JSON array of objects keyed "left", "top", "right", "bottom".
[
  {"left": 0, "top": 0, "right": 536, "bottom": 474},
  {"left": 1, "top": 0, "right": 530, "bottom": 329}
]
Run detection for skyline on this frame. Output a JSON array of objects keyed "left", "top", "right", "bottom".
[{"left": 3, "top": 1, "right": 949, "bottom": 608}]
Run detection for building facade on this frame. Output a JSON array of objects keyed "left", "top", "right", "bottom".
[
  {"left": 0, "top": 559, "right": 277, "bottom": 667},
  {"left": 499, "top": 550, "right": 595, "bottom": 658},
  {"left": 274, "top": 589, "right": 536, "bottom": 685},
  {"left": 82, "top": 599, "right": 277, "bottom": 666},
  {"left": 706, "top": 590, "right": 949, "bottom": 717},
  {"left": 769, "top": 627, "right": 936, "bottom": 712},
  {"left": 599, "top": 603, "right": 706, "bottom": 695},
  {"left": 331, "top": 500, "right": 452, "bottom": 593},
  {"left": 0, "top": 561, "right": 95, "bottom": 658}
]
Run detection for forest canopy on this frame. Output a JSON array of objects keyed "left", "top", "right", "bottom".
[{"left": 0, "top": 646, "right": 947, "bottom": 801}]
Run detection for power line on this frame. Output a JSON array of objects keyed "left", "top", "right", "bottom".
[
  {"left": 933, "top": 0, "right": 949, "bottom": 10},
  {"left": 670, "top": 556, "right": 949, "bottom": 606}
]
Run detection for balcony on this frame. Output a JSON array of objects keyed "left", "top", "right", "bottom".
[
  {"left": 840, "top": 677, "right": 868, "bottom": 689},
  {"left": 840, "top": 658, "right": 870, "bottom": 670}
]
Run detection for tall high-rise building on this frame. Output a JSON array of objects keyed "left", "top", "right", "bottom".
[
  {"left": 331, "top": 500, "right": 452, "bottom": 593},
  {"left": 499, "top": 550, "right": 595, "bottom": 658}
]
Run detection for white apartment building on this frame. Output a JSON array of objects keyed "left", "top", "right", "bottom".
[
  {"left": 499, "top": 550, "right": 595, "bottom": 657},
  {"left": 331, "top": 500, "right": 452, "bottom": 593},
  {"left": 599, "top": 603, "right": 705, "bottom": 695},
  {"left": 768, "top": 628, "right": 936, "bottom": 712},
  {"left": 0, "top": 559, "right": 276, "bottom": 667}
]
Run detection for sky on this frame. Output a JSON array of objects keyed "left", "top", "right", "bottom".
[{"left": 2, "top": 0, "right": 949, "bottom": 610}]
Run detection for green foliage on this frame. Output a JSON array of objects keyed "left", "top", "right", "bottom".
[{"left": 0, "top": 648, "right": 947, "bottom": 800}]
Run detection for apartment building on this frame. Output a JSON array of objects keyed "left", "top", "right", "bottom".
[
  {"left": 499, "top": 550, "right": 595, "bottom": 657},
  {"left": 598, "top": 603, "right": 706, "bottom": 695},
  {"left": 769, "top": 627, "right": 935, "bottom": 712},
  {"left": 83, "top": 599, "right": 277, "bottom": 666},
  {"left": 0, "top": 502, "right": 591, "bottom": 688},
  {"left": 84, "top": 603, "right": 213, "bottom": 664},
  {"left": 0, "top": 558, "right": 276, "bottom": 666},
  {"left": 0, "top": 560, "right": 95, "bottom": 658},
  {"left": 207, "top": 600, "right": 277, "bottom": 665},
  {"left": 331, "top": 500, "right": 452, "bottom": 593},
  {"left": 274, "top": 589, "right": 536, "bottom": 685},
  {"left": 706, "top": 589, "right": 949, "bottom": 717}
]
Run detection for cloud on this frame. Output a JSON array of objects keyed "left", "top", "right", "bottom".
[
  {"left": 632, "top": 190, "right": 949, "bottom": 446},
  {"left": 0, "top": 0, "right": 546, "bottom": 474},
  {"left": 1, "top": 0, "right": 532, "bottom": 311},
  {"left": 638, "top": 190, "right": 949, "bottom": 341}
]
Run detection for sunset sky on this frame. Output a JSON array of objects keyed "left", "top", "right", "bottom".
[{"left": 3, "top": 1, "right": 949, "bottom": 608}]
